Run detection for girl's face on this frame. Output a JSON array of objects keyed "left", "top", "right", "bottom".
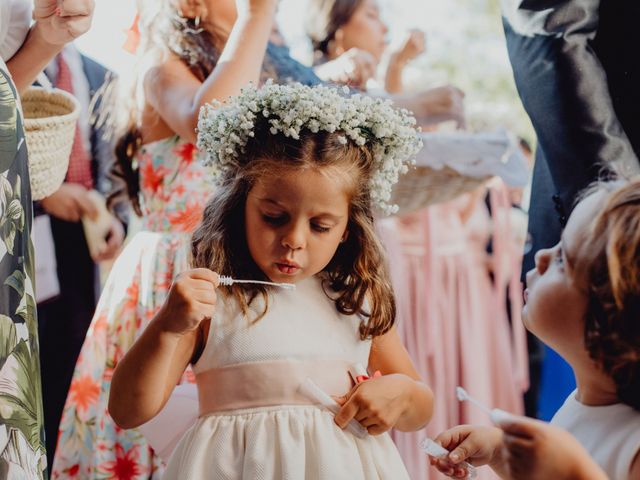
[
  {"left": 245, "top": 167, "right": 350, "bottom": 283},
  {"left": 523, "top": 192, "right": 605, "bottom": 358},
  {"left": 337, "top": 0, "right": 388, "bottom": 61}
]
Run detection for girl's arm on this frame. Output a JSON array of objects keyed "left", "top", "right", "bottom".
[
  {"left": 384, "top": 29, "right": 426, "bottom": 94},
  {"left": 7, "top": 0, "right": 94, "bottom": 93},
  {"left": 334, "top": 326, "right": 433, "bottom": 434},
  {"left": 109, "top": 269, "right": 219, "bottom": 429},
  {"left": 143, "top": 0, "right": 277, "bottom": 144}
]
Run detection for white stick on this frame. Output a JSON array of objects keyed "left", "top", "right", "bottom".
[
  {"left": 299, "top": 378, "right": 368, "bottom": 439},
  {"left": 218, "top": 275, "right": 295, "bottom": 290},
  {"left": 419, "top": 438, "right": 477, "bottom": 479},
  {"left": 456, "top": 386, "right": 513, "bottom": 425}
]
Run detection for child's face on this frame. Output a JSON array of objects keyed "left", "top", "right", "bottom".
[
  {"left": 244, "top": 168, "right": 350, "bottom": 283},
  {"left": 523, "top": 192, "right": 605, "bottom": 357}
]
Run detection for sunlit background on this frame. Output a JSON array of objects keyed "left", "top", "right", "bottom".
[{"left": 75, "top": 0, "right": 534, "bottom": 142}]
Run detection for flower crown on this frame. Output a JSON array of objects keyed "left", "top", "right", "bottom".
[{"left": 197, "top": 81, "right": 422, "bottom": 214}]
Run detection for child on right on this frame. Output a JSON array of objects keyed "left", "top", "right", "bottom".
[{"left": 430, "top": 178, "right": 640, "bottom": 480}]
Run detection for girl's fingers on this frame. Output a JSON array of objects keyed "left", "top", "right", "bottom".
[
  {"left": 334, "top": 397, "right": 359, "bottom": 429},
  {"left": 189, "top": 268, "right": 220, "bottom": 286}
]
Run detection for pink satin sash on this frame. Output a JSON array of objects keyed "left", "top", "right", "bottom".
[{"left": 196, "top": 359, "right": 355, "bottom": 416}]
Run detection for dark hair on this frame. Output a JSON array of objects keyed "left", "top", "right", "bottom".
[
  {"left": 191, "top": 126, "right": 396, "bottom": 339},
  {"left": 108, "top": 1, "right": 224, "bottom": 216},
  {"left": 573, "top": 178, "right": 640, "bottom": 410},
  {"left": 306, "top": 0, "right": 363, "bottom": 60}
]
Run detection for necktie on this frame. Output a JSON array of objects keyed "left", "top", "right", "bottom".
[{"left": 55, "top": 53, "right": 93, "bottom": 189}]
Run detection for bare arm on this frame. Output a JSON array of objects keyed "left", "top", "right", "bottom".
[
  {"left": 109, "top": 318, "right": 198, "bottom": 429},
  {"left": 368, "top": 326, "right": 433, "bottom": 431},
  {"left": 144, "top": 5, "right": 277, "bottom": 143},
  {"left": 109, "top": 269, "right": 218, "bottom": 429},
  {"left": 7, "top": 0, "right": 95, "bottom": 93}
]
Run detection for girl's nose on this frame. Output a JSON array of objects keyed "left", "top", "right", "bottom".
[
  {"left": 534, "top": 247, "right": 552, "bottom": 274},
  {"left": 281, "top": 224, "right": 306, "bottom": 251}
]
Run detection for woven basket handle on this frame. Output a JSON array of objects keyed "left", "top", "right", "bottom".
[{"left": 36, "top": 72, "right": 54, "bottom": 91}]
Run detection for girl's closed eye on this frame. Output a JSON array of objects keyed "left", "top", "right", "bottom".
[
  {"left": 311, "top": 222, "right": 333, "bottom": 233},
  {"left": 262, "top": 213, "right": 288, "bottom": 226}
]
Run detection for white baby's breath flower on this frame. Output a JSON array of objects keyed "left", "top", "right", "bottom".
[{"left": 197, "top": 82, "right": 423, "bottom": 214}]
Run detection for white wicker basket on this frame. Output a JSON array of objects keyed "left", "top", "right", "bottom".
[{"left": 22, "top": 86, "right": 80, "bottom": 201}]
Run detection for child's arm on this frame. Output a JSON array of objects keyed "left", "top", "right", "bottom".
[
  {"left": 334, "top": 326, "right": 433, "bottom": 434},
  {"left": 109, "top": 269, "right": 219, "bottom": 429},
  {"left": 143, "top": 0, "right": 278, "bottom": 143}
]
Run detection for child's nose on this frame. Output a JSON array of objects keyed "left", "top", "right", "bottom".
[
  {"left": 281, "top": 224, "right": 306, "bottom": 251},
  {"left": 534, "top": 247, "right": 552, "bottom": 274}
]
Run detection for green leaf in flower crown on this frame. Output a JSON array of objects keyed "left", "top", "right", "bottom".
[
  {"left": 0, "top": 340, "right": 43, "bottom": 451},
  {"left": 5, "top": 270, "right": 26, "bottom": 298},
  {"left": 0, "top": 314, "right": 18, "bottom": 370},
  {"left": 0, "top": 71, "right": 18, "bottom": 173}
]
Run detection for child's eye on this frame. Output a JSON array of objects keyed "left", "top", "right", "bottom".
[
  {"left": 262, "top": 214, "right": 287, "bottom": 226},
  {"left": 311, "top": 223, "right": 331, "bottom": 233}
]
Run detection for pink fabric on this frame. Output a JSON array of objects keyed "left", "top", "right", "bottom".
[
  {"left": 378, "top": 181, "right": 527, "bottom": 480},
  {"left": 196, "top": 359, "right": 353, "bottom": 414}
]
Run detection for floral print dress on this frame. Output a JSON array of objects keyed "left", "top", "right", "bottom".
[
  {"left": 0, "top": 63, "right": 47, "bottom": 478},
  {"left": 51, "top": 136, "right": 210, "bottom": 479}
]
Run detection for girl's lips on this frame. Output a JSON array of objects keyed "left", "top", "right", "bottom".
[{"left": 276, "top": 263, "right": 300, "bottom": 275}]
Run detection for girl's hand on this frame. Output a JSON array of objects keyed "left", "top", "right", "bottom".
[
  {"left": 235, "top": 0, "right": 278, "bottom": 19},
  {"left": 315, "top": 48, "right": 377, "bottom": 90},
  {"left": 33, "top": 0, "right": 95, "bottom": 46},
  {"left": 155, "top": 269, "right": 220, "bottom": 336},
  {"left": 497, "top": 415, "right": 608, "bottom": 480},
  {"left": 334, "top": 374, "right": 414, "bottom": 435},
  {"left": 392, "top": 29, "right": 426, "bottom": 65},
  {"left": 431, "top": 425, "right": 504, "bottom": 478}
]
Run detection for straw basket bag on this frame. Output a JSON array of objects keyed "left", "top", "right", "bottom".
[
  {"left": 390, "top": 165, "right": 489, "bottom": 216},
  {"left": 21, "top": 86, "right": 80, "bottom": 201}
]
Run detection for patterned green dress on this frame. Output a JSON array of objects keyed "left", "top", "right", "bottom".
[{"left": 0, "top": 62, "right": 47, "bottom": 479}]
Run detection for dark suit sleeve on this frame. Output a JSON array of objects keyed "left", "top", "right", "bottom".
[{"left": 504, "top": 0, "right": 640, "bottom": 209}]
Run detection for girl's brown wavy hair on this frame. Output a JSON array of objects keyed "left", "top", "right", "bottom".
[
  {"left": 573, "top": 178, "right": 640, "bottom": 410},
  {"left": 191, "top": 126, "right": 395, "bottom": 339}
]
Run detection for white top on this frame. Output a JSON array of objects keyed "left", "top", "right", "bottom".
[
  {"left": 0, "top": 0, "right": 32, "bottom": 62},
  {"left": 551, "top": 390, "right": 640, "bottom": 480}
]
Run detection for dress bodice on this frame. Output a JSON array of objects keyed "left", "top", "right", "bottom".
[
  {"left": 136, "top": 135, "right": 211, "bottom": 233},
  {"left": 194, "top": 276, "right": 371, "bottom": 372}
]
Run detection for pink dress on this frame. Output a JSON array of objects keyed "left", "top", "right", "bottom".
[
  {"left": 52, "top": 136, "right": 210, "bottom": 479},
  {"left": 379, "top": 182, "right": 528, "bottom": 480}
]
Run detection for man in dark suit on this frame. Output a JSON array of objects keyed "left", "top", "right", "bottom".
[
  {"left": 502, "top": 1, "right": 640, "bottom": 416},
  {"left": 35, "top": 44, "right": 125, "bottom": 469}
]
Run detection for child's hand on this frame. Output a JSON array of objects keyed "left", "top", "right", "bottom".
[
  {"left": 496, "top": 414, "right": 607, "bottom": 480},
  {"left": 430, "top": 425, "right": 504, "bottom": 478},
  {"left": 333, "top": 374, "right": 415, "bottom": 435},
  {"left": 155, "top": 269, "right": 220, "bottom": 336}
]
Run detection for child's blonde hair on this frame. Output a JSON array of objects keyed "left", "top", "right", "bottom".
[
  {"left": 191, "top": 127, "right": 396, "bottom": 339},
  {"left": 574, "top": 178, "right": 640, "bottom": 410}
]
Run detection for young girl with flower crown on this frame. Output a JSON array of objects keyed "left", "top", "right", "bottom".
[
  {"left": 429, "top": 178, "right": 640, "bottom": 480},
  {"left": 109, "top": 82, "right": 433, "bottom": 478}
]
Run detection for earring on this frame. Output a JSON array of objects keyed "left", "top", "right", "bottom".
[{"left": 195, "top": 15, "right": 200, "bottom": 27}]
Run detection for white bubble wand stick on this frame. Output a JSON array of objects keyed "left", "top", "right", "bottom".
[{"left": 218, "top": 275, "right": 295, "bottom": 290}]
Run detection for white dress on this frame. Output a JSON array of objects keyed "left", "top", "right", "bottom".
[
  {"left": 551, "top": 390, "right": 640, "bottom": 480},
  {"left": 163, "top": 275, "right": 411, "bottom": 479}
]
